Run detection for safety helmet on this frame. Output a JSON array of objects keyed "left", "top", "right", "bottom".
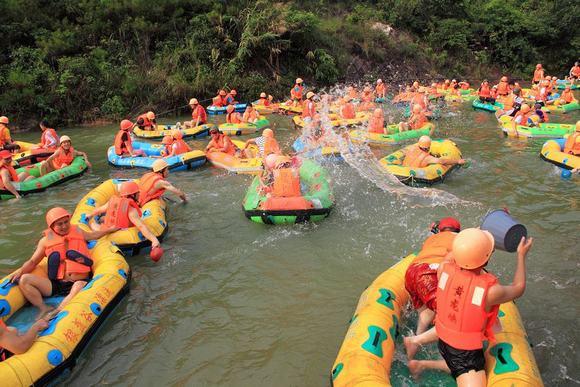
[
  {"left": 146, "top": 111, "right": 156, "bottom": 120},
  {"left": 120, "top": 119, "right": 133, "bottom": 131},
  {"left": 119, "top": 181, "right": 139, "bottom": 197},
  {"left": 0, "top": 150, "right": 12, "bottom": 160},
  {"left": 260, "top": 92, "right": 267, "bottom": 98},
  {"left": 46, "top": 207, "right": 71, "bottom": 227},
  {"left": 172, "top": 129, "right": 183, "bottom": 140},
  {"left": 262, "top": 128, "right": 273, "bottom": 138},
  {"left": 575, "top": 120, "right": 580, "bottom": 132},
  {"left": 306, "top": 91, "right": 315, "bottom": 99},
  {"left": 226, "top": 105, "right": 235, "bottom": 113},
  {"left": 521, "top": 103, "right": 531, "bottom": 113},
  {"left": 0, "top": 116, "right": 9, "bottom": 124},
  {"left": 438, "top": 217, "right": 461, "bottom": 232},
  {"left": 418, "top": 135, "right": 431, "bottom": 148},
  {"left": 59, "top": 135, "right": 71, "bottom": 144},
  {"left": 189, "top": 98, "right": 198, "bottom": 105},
  {"left": 162, "top": 135, "right": 173, "bottom": 145},
  {"left": 452, "top": 228, "right": 495, "bottom": 269},
  {"left": 296, "top": 78, "right": 303, "bottom": 84},
  {"left": 152, "top": 159, "right": 169, "bottom": 173}
]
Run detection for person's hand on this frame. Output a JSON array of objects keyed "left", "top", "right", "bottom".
[
  {"left": 85, "top": 161, "right": 92, "bottom": 169},
  {"left": 151, "top": 240, "right": 160, "bottom": 249},
  {"left": 179, "top": 192, "right": 187, "bottom": 203},
  {"left": 457, "top": 158, "right": 466, "bottom": 165},
  {"left": 517, "top": 237, "right": 533, "bottom": 258},
  {"left": 33, "top": 319, "right": 49, "bottom": 331},
  {"left": 107, "top": 226, "right": 120, "bottom": 233},
  {"left": 10, "top": 269, "right": 23, "bottom": 283}
]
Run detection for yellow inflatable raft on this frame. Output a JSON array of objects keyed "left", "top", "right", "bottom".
[
  {"left": 330, "top": 253, "right": 544, "bottom": 387},
  {"left": 75, "top": 179, "right": 167, "bottom": 256},
  {"left": 293, "top": 112, "right": 370, "bottom": 129},
  {"left": 540, "top": 138, "right": 580, "bottom": 170},
  {"left": 379, "top": 139, "right": 463, "bottom": 186},
  {"left": 278, "top": 102, "right": 303, "bottom": 115},
  {"left": 11, "top": 141, "right": 55, "bottom": 166},
  {"left": 205, "top": 140, "right": 262, "bottom": 174},
  {"left": 218, "top": 117, "right": 270, "bottom": 136},
  {"left": 252, "top": 102, "right": 278, "bottom": 115},
  {"left": 132, "top": 123, "right": 215, "bottom": 139},
  {"left": 0, "top": 242, "right": 130, "bottom": 385}
]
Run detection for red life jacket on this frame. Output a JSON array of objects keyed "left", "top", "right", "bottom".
[
  {"left": 564, "top": 132, "right": 580, "bottom": 155},
  {"left": 226, "top": 112, "right": 242, "bottom": 124},
  {"left": 137, "top": 114, "right": 153, "bottom": 128},
  {"left": 138, "top": 172, "right": 166, "bottom": 206},
  {"left": 436, "top": 262, "right": 499, "bottom": 350},
  {"left": 290, "top": 85, "right": 304, "bottom": 100},
  {"left": 44, "top": 226, "right": 92, "bottom": 280},
  {"left": 403, "top": 145, "right": 430, "bottom": 168},
  {"left": 478, "top": 84, "right": 491, "bottom": 98},
  {"left": 497, "top": 81, "right": 509, "bottom": 96},
  {"left": 52, "top": 147, "right": 75, "bottom": 169},
  {"left": 40, "top": 128, "right": 58, "bottom": 148},
  {"left": 191, "top": 105, "right": 207, "bottom": 124},
  {"left": 341, "top": 103, "right": 356, "bottom": 119},
  {"left": 0, "top": 164, "right": 19, "bottom": 189},
  {"left": 368, "top": 116, "right": 384, "bottom": 134},
  {"left": 573, "top": 66, "right": 580, "bottom": 77},
  {"left": 257, "top": 97, "right": 270, "bottom": 106},
  {"left": 413, "top": 232, "right": 456, "bottom": 265},
  {"left": 214, "top": 95, "right": 228, "bottom": 107},
  {"left": 301, "top": 100, "right": 316, "bottom": 118},
  {"left": 272, "top": 168, "right": 301, "bottom": 197},
  {"left": 114, "top": 130, "right": 132, "bottom": 156},
  {"left": 104, "top": 196, "right": 142, "bottom": 229},
  {"left": 533, "top": 69, "right": 544, "bottom": 82},
  {"left": 172, "top": 139, "right": 191, "bottom": 155}
]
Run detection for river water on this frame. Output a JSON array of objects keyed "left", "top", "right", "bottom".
[{"left": 0, "top": 101, "right": 578, "bottom": 386}]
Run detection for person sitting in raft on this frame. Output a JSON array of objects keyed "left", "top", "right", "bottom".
[
  {"left": 36, "top": 120, "right": 58, "bottom": 150},
  {"left": 459, "top": 81, "right": 470, "bottom": 90},
  {"left": 558, "top": 86, "right": 576, "bottom": 105},
  {"left": 136, "top": 111, "right": 157, "bottom": 131},
  {"left": 160, "top": 135, "right": 174, "bottom": 156},
  {"left": 184, "top": 98, "right": 207, "bottom": 128},
  {"left": 496, "top": 76, "right": 510, "bottom": 96},
  {"left": 368, "top": 108, "right": 385, "bottom": 134},
  {"left": 167, "top": 130, "right": 191, "bottom": 157},
  {"left": 340, "top": 97, "right": 356, "bottom": 120},
  {"left": 375, "top": 79, "right": 387, "bottom": 99},
  {"left": 257, "top": 92, "right": 271, "bottom": 106},
  {"left": 290, "top": 78, "right": 304, "bottom": 105},
  {"left": 258, "top": 154, "right": 303, "bottom": 199},
  {"left": 212, "top": 89, "right": 228, "bottom": 107},
  {"left": 404, "top": 217, "right": 461, "bottom": 336},
  {"left": 226, "top": 89, "right": 238, "bottom": 105},
  {"left": 511, "top": 103, "right": 534, "bottom": 128},
  {"left": 410, "top": 88, "right": 428, "bottom": 111},
  {"left": 563, "top": 121, "right": 580, "bottom": 156},
  {"left": 359, "top": 86, "right": 375, "bottom": 111},
  {"left": 242, "top": 104, "right": 259, "bottom": 124},
  {"left": 301, "top": 92, "right": 317, "bottom": 122},
  {"left": 243, "top": 128, "right": 281, "bottom": 158},
  {"left": 0, "top": 116, "right": 20, "bottom": 152},
  {"left": 0, "top": 315, "right": 48, "bottom": 360},
  {"left": 89, "top": 181, "right": 161, "bottom": 248},
  {"left": 401, "top": 136, "right": 465, "bottom": 168},
  {"left": 477, "top": 80, "right": 494, "bottom": 103},
  {"left": 114, "top": 119, "right": 145, "bottom": 157},
  {"left": 532, "top": 103, "right": 549, "bottom": 123},
  {"left": 138, "top": 159, "right": 187, "bottom": 206},
  {"left": 39, "top": 135, "right": 91, "bottom": 176},
  {"left": 404, "top": 229, "right": 533, "bottom": 385},
  {"left": 0, "top": 150, "right": 34, "bottom": 199},
  {"left": 569, "top": 61, "right": 580, "bottom": 83},
  {"left": 206, "top": 127, "right": 239, "bottom": 156},
  {"left": 399, "top": 104, "right": 428, "bottom": 133},
  {"left": 346, "top": 85, "right": 359, "bottom": 100},
  {"left": 10, "top": 207, "right": 118, "bottom": 319},
  {"left": 225, "top": 104, "right": 243, "bottom": 124},
  {"left": 532, "top": 63, "right": 544, "bottom": 85}
]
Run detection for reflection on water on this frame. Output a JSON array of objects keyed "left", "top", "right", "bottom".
[{"left": 0, "top": 99, "right": 578, "bottom": 386}]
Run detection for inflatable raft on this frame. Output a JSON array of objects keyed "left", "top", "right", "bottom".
[
  {"left": 0, "top": 157, "right": 88, "bottom": 200},
  {"left": 498, "top": 115, "right": 575, "bottom": 138},
  {"left": 555, "top": 80, "right": 578, "bottom": 90},
  {"left": 206, "top": 140, "right": 262, "bottom": 174},
  {"left": 252, "top": 101, "right": 278, "bottom": 115},
  {"left": 293, "top": 112, "right": 370, "bottom": 130},
  {"left": 132, "top": 124, "right": 214, "bottom": 140},
  {"left": 11, "top": 141, "right": 55, "bottom": 166},
  {"left": 292, "top": 137, "right": 342, "bottom": 161},
  {"left": 330, "top": 253, "right": 544, "bottom": 387},
  {"left": 207, "top": 103, "right": 247, "bottom": 115},
  {"left": 545, "top": 101, "right": 579, "bottom": 113},
  {"left": 540, "top": 138, "right": 580, "bottom": 171},
  {"left": 75, "top": 179, "right": 168, "bottom": 256},
  {"left": 218, "top": 118, "right": 270, "bottom": 136},
  {"left": 473, "top": 99, "right": 504, "bottom": 112},
  {"left": 402, "top": 106, "right": 441, "bottom": 120},
  {"left": 107, "top": 142, "right": 206, "bottom": 171},
  {"left": 278, "top": 102, "right": 303, "bottom": 115},
  {"left": 349, "top": 123, "right": 434, "bottom": 146},
  {"left": 379, "top": 139, "right": 462, "bottom": 186},
  {"left": 242, "top": 159, "right": 334, "bottom": 224},
  {"left": 0, "top": 239, "right": 130, "bottom": 385}
]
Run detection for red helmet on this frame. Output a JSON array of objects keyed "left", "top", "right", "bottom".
[
  {"left": 119, "top": 181, "right": 139, "bottom": 197},
  {"left": 46, "top": 207, "right": 71, "bottom": 227},
  {"left": 439, "top": 217, "right": 461, "bottom": 232},
  {"left": 120, "top": 120, "right": 133, "bottom": 131}
]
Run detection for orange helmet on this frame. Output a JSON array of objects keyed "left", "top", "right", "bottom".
[
  {"left": 152, "top": 159, "right": 169, "bottom": 173},
  {"left": 452, "top": 228, "right": 495, "bottom": 269},
  {"left": 120, "top": 119, "right": 133, "bottom": 131},
  {"left": 0, "top": 150, "right": 12, "bottom": 160},
  {"left": 418, "top": 135, "right": 431, "bottom": 148},
  {"left": 262, "top": 128, "right": 273, "bottom": 138},
  {"left": 146, "top": 111, "right": 155, "bottom": 120},
  {"left": 0, "top": 116, "right": 9, "bottom": 124},
  {"left": 219, "top": 89, "right": 227, "bottom": 96},
  {"left": 46, "top": 207, "right": 71, "bottom": 227},
  {"left": 162, "top": 135, "right": 173, "bottom": 145},
  {"left": 119, "top": 181, "right": 139, "bottom": 197},
  {"left": 189, "top": 98, "right": 198, "bottom": 105},
  {"left": 575, "top": 120, "right": 580, "bottom": 132},
  {"left": 172, "top": 129, "right": 183, "bottom": 140},
  {"left": 521, "top": 103, "right": 531, "bottom": 113},
  {"left": 226, "top": 105, "right": 235, "bottom": 113}
]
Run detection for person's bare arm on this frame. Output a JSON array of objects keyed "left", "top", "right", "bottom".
[
  {"left": 73, "top": 150, "right": 91, "bottom": 168},
  {"left": 128, "top": 209, "right": 160, "bottom": 248},
  {"left": 88, "top": 203, "right": 108, "bottom": 218},
  {"left": 1, "top": 170, "right": 21, "bottom": 199},
  {"left": 486, "top": 237, "right": 533, "bottom": 308},
  {"left": 157, "top": 180, "right": 186, "bottom": 202},
  {"left": 11, "top": 238, "right": 47, "bottom": 282},
  {"left": 81, "top": 227, "right": 118, "bottom": 241},
  {"left": 0, "top": 320, "right": 48, "bottom": 355}
]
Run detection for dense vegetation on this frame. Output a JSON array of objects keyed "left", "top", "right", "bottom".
[{"left": 0, "top": 0, "right": 578, "bottom": 128}]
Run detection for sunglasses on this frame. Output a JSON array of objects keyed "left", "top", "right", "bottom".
[{"left": 419, "top": 146, "right": 430, "bottom": 151}]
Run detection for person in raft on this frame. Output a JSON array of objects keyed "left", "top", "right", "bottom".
[
  {"left": 404, "top": 229, "right": 533, "bottom": 385},
  {"left": 138, "top": 159, "right": 187, "bottom": 206},
  {"left": 113, "top": 119, "right": 145, "bottom": 157},
  {"left": 39, "top": 135, "right": 91, "bottom": 176},
  {"left": 399, "top": 104, "right": 428, "bottom": 133},
  {"left": 184, "top": 98, "right": 207, "bottom": 128},
  {"left": 256, "top": 92, "right": 274, "bottom": 106},
  {"left": 36, "top": 120, "right": 58, "bottom": 150},
  {"left": 243, "top": 128, "right": 281, "bottom": 158},
  {"left": 340, "top": 97, "right": 356, "bottom": 120},
  {"left": 558, "top": 86, "right": 577, "bottom": 106},
  {"left": 301, "top": 92, "right": 317, "bottom": 123},
  {"left": 0, "top": 150, "right": 34, "bottom": 199},
  {"left": 532, "top": 103, "right": 549, "bottom": 123},
  {"left": 88, "top": 181, "right": 161, "bottom": 247},
  {"left": 225, "top": 89, "right": 238, "bottom": 105},
  {"left": 258, "top": 154, "right": 301, "bottom": 197},
  {"left": 213, "top": 89, "right": 228, "bottom": 107},
  {"left": 166, "top": 130, "right": 191, "bottom": 157},
  {"left": 404, "top": 217, "right": 462, "bottom": 335},
  {"left": 401, "top": 136, "right": 465, "bottom": 168},
  {"left": 206, "top": 127, "right": 239, "bottom": 156},
  {"left": 510, "top": 103, "right": 534, "bottom": 129},
  {"left": 569, "top": 61, "right": 580, "bottom": 83},
  {"left": 290, "top": 78, "right": 304, "bottom": 105},
  {"left": 10, "top": 207, "right": 118, "bottom": 319},
  {"left": 375, "top": 79, "right": 387, "bottom": 99},
  {"left": 532, "top": 63, "right": 545, "bottom": 85},
  {"left": 367, "top": 108, "right": 385, "bottom": 134},
  {"left": 477, "top": 80, "right": 495, "bottom": 104},
  {"left": 136, "top": 111, "right": 157, "bottom": 131},
  {"left": 0, "top": 116, "right": 20, "bottom": 152},
  {"left": 0, "top": 314, "right": 48, "bottom": 360},
  {"left": 242, "top": 104, "right": 259, "bottom": 124},
  {"left": 563, "top": 121, "right": 580, "bottom": 156},
  {"left": 225, "top": 104, "right": 243, "bottom": 124}
]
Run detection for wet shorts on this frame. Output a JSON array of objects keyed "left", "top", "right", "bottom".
[
  {"left": 49, "top": 280, "right": 74, "bottom": 297},
  {"left": 404, "top": 263, "right": 438, "bottom": 311},
  {"left": 438, "top": 339, "right": 485, "bottom": 379}
]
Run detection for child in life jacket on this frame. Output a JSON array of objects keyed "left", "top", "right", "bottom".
[
  {"left": 404, "top": 229, "right": 533, "bottom": 385},
  {"left": 243, "top": 128, "right": 281, "bottom": 158},
  {"left": 10, "top": 207, "right": 117, "bottom": 319}
]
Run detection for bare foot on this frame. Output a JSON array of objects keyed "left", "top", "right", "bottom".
[
  {"left": 36, "top": 305, "right": 55, "bottom": 321},
  {"left": 408, "top": 359, "right": 424, "bottom": 380},
  {"left": 404, "top": 336, "right": 419, "bottom": 360}
]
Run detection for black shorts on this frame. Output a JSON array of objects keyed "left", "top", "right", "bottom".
[
  {"left": 50, "top": 280, "right": 75, "bottom": 297},
  {"left": 438, "top": 339, "right": 485, "bottom": 379}
]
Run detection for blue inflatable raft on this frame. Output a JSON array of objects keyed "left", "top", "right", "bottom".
[
  {"left": 207, "top": 103, "right": 248, "bottom": 115},
  {"left": 107, "top": 141, "right": 206, "bottom": 171}
]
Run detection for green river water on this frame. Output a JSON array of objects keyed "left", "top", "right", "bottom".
[{"left": 0, "top": 101, "right": 578, "bottom": 386}]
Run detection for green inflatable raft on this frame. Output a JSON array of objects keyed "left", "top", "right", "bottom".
[
  {"left": 349, "top": 123, "right": 434, "bottom": 146},
  {"left": 242, "top": 159, "right": 334, "bottom": 224},
  {"left": 1, "top": 156, "right": 88, "bottom": 200},
  {"left": 472, "top": 99, "right": 504, "bottom": 112}
]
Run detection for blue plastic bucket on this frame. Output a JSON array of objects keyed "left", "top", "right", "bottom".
[{"left": 480, "top": 209, "right": 527, "bottom": 252}]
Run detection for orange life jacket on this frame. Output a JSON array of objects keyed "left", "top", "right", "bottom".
[
  {"left": 0, "top": 164, "right": 19, "bottom": 189},
  {"left": 213, "top": 95, "right": 228, "bottom": 107},
  {"left": 460, "top": 82, "right": 470, "bottom": 90},
  {"left": 257, "top": 97, "right": 270, "bottom": 106},
  {"left": 497, "top": 81, "right": 509, "bottom": 95},
  {"left": 263, "top": 137, "right": 280, "bottom": 156},
  {"left": 375, "top": 84, "right": 386, "bottom": 95},
  {"left": 573, "top": 66, "right": 580, "bottom": 77},
  {"left": 301, "top": 100, "right": 316, "bottom": 119},
  {"left": 403, "top": 145, "right": 430, "bottom": 168},
  {"left": 411, "top": 93, "right": 426, "bottom": 109},
  {"left": 501, "top": 94, "right": 515, "bottom": 109},
  {"left": 114, "top": 130, "right": 132, "bottom": 156},
  {"left": 138, "top": 172, "right": 166, "bottom": 206},
  {"left": 341, "top": 103, "right": 356, "bottom": 119},
  {"left": 564, "top": 133, "right": 580, "bottom": 155},
  {"left": 272, "top": 168, "right": 301, "bottom": 197},
  {"left": 52, "top": 147, "right": 75, "bottom": 169},
  {"left": 436, "top": 262, "right": 499, "bottom": 350},
  {"left": 361, "top": 92, "right": 373, "bottom": 103},
  {"left": 104, "top": 196, "right": 142, "bottom": 229},
  {"left": 478, "top": 84, "right": 491, "bottom": 98},
  {"left": 368, "top": 116, "right": 384, "bottom": 134},
  {"left": 211, "top": 134, "right": 236, "bottom": 155},
  {"left": 0, "top": 126, "right": 11, "bottom": 147},
  {"left": 44, "top": 226, "right": 92, "bottom": 280},
  {"left": 40, "top": 128, "right": 58, "bottom": 148},
  {"left": 226, "top": 112, "right": 242, "bottom": 124},
  {"left": 514, "top": 111, "right": 531, "bottom": 126},
  {"left": 409, "top": 112, "right": 427, "bottom": 130},
  {"left": 172, "top": 139, "right": 191, "bottom": 155},
  {"left": 137, "top": 114, "right": 153, "bottom": 128},
  {"left": 242, "top": 110, "right": 258, "bottom": 123},
  {"left": 533, "top": 69, "right": 544, "bottom": 82},
  {"left": 290, "top": 85, "right": 304, "bottom": 100},
  {"left": 191, "top": 105, "right": 207, "bottom": 123},
  {"left": 412, "top": 232, "right": 456, "bottom": 265},
  {"left": 561, "top": 90, "right": 574, "bottom": 103}
]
